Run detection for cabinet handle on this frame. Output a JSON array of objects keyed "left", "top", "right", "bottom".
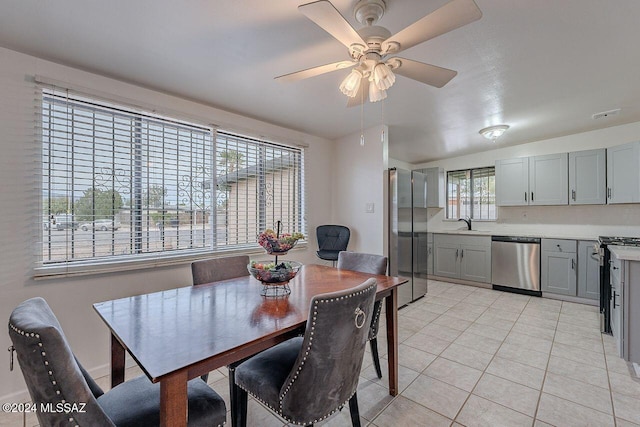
[
  {"left": 613, "top": 291, "right": 619, "bottom": 308},
  {"left": 531, "top": 192, "right": 534, "bottom": 202},
  {"left": 456, "top": 249, "right": 459, "bottom": 258},
  {"left": 461, "top": 249, "right": 464, "bottom": 258},
  {"left": 571, "top": 189, "right": 576, "bottom": 201},
  {"left": 571, "top": 258, "right": 575, "bottom": 269},
  {"left": 612, "top": 266, "right": 619, "bottom": 270},
  {"left": 608, "top": 188, "right": 612, "bottom": 199},
  {"left": 525, "top": 192, "right": 527, "bottom": 202}
]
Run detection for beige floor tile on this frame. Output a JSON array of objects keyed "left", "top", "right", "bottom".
[
  {"left": 473, "top": 312, "right": 516, "bottom": 331},
  {"left": 426, "top": 296, "right": 460, "bottom": 308},
  {"left": 440, "top": 342, "right": 495, "bottom": 371},
  {"left": 465, "top": 322, "right": 510, "bottom": 341},
  {"left": 533, "top": 420, "right": 554, "bottom": 427},
  {"left": 546, "top": 355, "right": 610, "bottom": 389},
  {"left": 402, "top": 375, "right": 469, "bottom": 419},
  {"left": 608, "top": 370, "right": 640, "bottom": 398},
  {"left": 431, "top": 314, "right": 473, "bottom": 332},
  {"left": 372, "top": 396, "right": 452, "bottom": 427},
  {"left": 504, "top": 331, "right": 553, "bottom": 354},
  {"left": 473, "top": 373, "right": 540, "bottom": 417},
  {"left": 495, "top": 342, "right": 549, "bottom": 370},
  {"left": 456, "top": 395, "right": 533, "bottom": 427},
  {"left": 356, "top": 379, "right": 395, "bottom": 421},
  {"left": 245, "top": 399, "right": 286, "bottom": 426},
  {"left": 536, "top": 393, "right": 614, "bottom": 427},
  {"left": 510, "top": 322, "right": 556, "bottom": 341},
  {"left": 486, "top": 356, "right": 545, "bottom": 389},
  {"left": 361, "top": 363, "right": 421, "bottom": 393},
  {"left": 424, "top": 357, "right": 482, "bottom": 392},
  {"left": 558, "top": 312, "right": 600, "bottom": 329},
  {"left": 550, "top": 342, "right": 606, "bottom": 369},
  {"left": 461, "top": 293, "right": 499, "bottom": 307},
  {"left": 605, "top": 352, "right": 633, "bottom": 375},
  {"left": 542, "top": 372, "right": 613, "bottom": 414},
  {"left": 418, "top": 323, "right": 463, "bottom": 342},
  {"left": 482, "top": 307, "right": 522, "bottom": 322},
  {"left": 421, "top": 302, "right": 451, "bottom": 315},
  {"left": 445, "top": 305, "right": 484, "bottom": 322},
  {"left": 395, "top": 343, "right": 438, "bottom": 372},
  {"left": 616, "top": 418, "right": 640, "bottom": 427},
  {"left": 490, "top": 297, "right": 529, "bottom": 314},
  {"left": 519, "top": 307, "right": 560, "bottom": 323},
  {"left": 612, "top": 392, "right": 640, "bottom": 425},
  {"left": 210, "top": 377, "right": 231, "bottom": 410},
  {"left": 403, "top": 332, "right": 451, "bottom": 355},
  {"left": 453, "top": 331, "right": 502, "bottom": 355},
  {"left": 561, "top": 301, "right": 599, "bottom": 315},
  {"left": 553, "top": 330, "right": 604, "bottom": 353},
  {"left": 515, "top": 314, "right": 558, "bottom": 331},
  {"left": 555, "top": 320, "right": 603, "bottom": 340},
  {"left": 401, "top": 308, "right": 441, "bottom": 324}
]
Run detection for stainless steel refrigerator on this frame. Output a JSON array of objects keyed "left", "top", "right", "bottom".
[{"left": 387, "top": 168, "right": 428, "bottom": 306}]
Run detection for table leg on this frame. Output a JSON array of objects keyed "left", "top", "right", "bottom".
[
  {"left": 160, "top": 371, "right": 188, "bottom": 427},
  {"left": 110, "top": 333, "right": 125, "bottom": 388},
  {"left": 385, "top": 288, "right": 399, "bottom": 396}
]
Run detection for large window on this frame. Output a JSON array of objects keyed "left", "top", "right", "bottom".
[
  {"left": 39, "top": 89, "right": 304, "bottom": 273},
  {"left": 446, "top": 167, "right": 496, "bottom": 220}
]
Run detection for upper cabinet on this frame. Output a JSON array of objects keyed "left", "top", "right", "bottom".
[
  {"left": 607, "top": 141, "right": 640, "bottom": 204},
  {"left": 496, "top": 153, "right": 568, "bottom": 206},
  {"left": 415, "top": 167, "right": 445, "bottom": 208},
  {"left": 569, "top": 149, "right": 606, "bottom": 205}
]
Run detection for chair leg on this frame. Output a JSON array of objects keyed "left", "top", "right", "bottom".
[
  {"left": 370, "top": 338, "right": 382, "bottom": 379},
  {"left": 229, "top": 364, "right": 248, "bottom": 427},
  {"left": 200, "top": 373, "right": 209, "bottom": 382},
  {"left": 348, "top": 393, "right": 361, "bottom": 427}
]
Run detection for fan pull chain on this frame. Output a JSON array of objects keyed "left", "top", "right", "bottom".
[{"left": 360, "top": 83, "right": 365, "bottom": 146}]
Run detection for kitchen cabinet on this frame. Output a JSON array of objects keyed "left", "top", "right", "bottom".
[
  {"left": 496, "top": 153, "right": 568, "bottom": 206},
  {"left": 607, "top": 141, "right": 640, "bottom": 204},
  {"left": 415, "top": 167, "right": 445, "bottom": 208},
  {"left": 609, "top": 248, "right": 640, "bottom": 364},
  {"left": 577, "top": 240, "right": 600, "bottom": 300},
  {"left": 433, "top": 234, "right": 491, "bottom": 283},
  {"left": 541, "top": 239, "right": 577, "bottom": 296},
  {"left": 569, "top": 149, "right": 606, "bottom": 205}
]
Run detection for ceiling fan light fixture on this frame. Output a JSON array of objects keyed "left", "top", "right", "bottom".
[
  {"left": 372, "top": 62, "right": 395, "bottom": 90},
  {"left": 369, "top": 81, "right": 387, "bottom": 102},
  {"left": 339, "top": 69, "right": 362, "bottom": 97},
  {"left": 479, "top": 125, "right": 509, "bottom": 142}
]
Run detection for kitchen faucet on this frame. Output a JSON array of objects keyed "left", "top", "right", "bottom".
[{"left": 458, "top": 217, "right": 472, "bottom": 230}]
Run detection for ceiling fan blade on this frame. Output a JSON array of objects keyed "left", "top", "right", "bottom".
[
  {"left": 392, "top": 58, "right": 458, "bottom": 88},
  {"left": 299, "top": 0, "right": 367, "bottom": 50},
  {"left": 346, "top": 79, "right": 369, "bottom": 108},
  {"left": 275, "top": 60, "right": 357, "bottom": 82},
  {"left": 381, "top": 0, "right": 482, "bottom": 54}
]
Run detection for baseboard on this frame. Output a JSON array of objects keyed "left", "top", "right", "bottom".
[
  {"left": 428, "top": 275, "right": 492, "bottom": 289},
  {"left": 541, "top": 292, "right": 599, "bottom": 306}
]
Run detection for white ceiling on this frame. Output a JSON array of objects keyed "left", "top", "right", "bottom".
[{"left": 1, "top": 0, "right": 639, "bottom": 163}]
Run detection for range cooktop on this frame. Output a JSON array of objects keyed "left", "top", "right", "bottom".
[{"left": 599, "top": 236, "right": 640, "bottom": 246}]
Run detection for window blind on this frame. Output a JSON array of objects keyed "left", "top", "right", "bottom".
[{"left": 38, "top": 87, "right": 305, "bottom": 276}]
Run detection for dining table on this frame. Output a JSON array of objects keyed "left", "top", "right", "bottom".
[{"left": 93, "top": 263, "right": 408, "bottom": 427}]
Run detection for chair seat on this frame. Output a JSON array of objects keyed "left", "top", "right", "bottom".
[
  {"left": 235, "top": 337, "right": 303, "bottom": 411},
  {"left": 97, "top": 375, "right": 226, "bottom": 427},
  {"left": 317, "top": 250, "right": 340, "bottom": 261}
]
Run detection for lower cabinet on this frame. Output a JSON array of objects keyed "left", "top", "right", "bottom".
[
  {"left": 541, "top": 239, "right": 600, "bottom": 300},
  {"left": 433, "top": 234, "right": 491, "bottom": 283}
]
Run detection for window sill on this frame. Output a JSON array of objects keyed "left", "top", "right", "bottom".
[{"left": 34, "top": 243, "right": 308, "bottom": 280}]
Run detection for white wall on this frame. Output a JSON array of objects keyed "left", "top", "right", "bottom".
[
  {"left": 331, "top": 125, "right": 388, "bottom": 255},
  {"left": 0, "top": 46, "right": 335, "bottom": 400},
  {"left": 414, "top": 122, "right": 640, "bottom": 238}
]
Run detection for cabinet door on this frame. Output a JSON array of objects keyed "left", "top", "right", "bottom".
[
  {"left": 427, "top": 243, "right": 433, "bottom": 275},
  {"left": 530, "top": 153, "right": 569, "bottom": 205},
  {"left": 425, "top": 167, "right": 445, "bottom": 208},
  {"left": 569, "top": 149, "right": 606, "bottom": 205},
  {"left": 541, "top": 250, "right": 577, "bottom": 295},
  {"left": 433, "top": 242, "right": 460, "bottom": 279},
  {"left": 607, "top": 142, "right": 640, "bottom": 204},
  {"left": 460, "top": 245, "right": 491, "bottom": 283},
  {"left": 495, "top": 157, "right": 529, "bottom": 206},
  {"left": 577, "top": 240, "right": 600, "bottom": 300}
]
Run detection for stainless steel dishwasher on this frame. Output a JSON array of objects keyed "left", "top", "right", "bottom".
[{"left": 491, "top": 236, "right": 541, "bottom": 296}]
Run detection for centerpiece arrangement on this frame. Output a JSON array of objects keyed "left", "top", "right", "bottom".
[{"left": 248, "top": 221, "right": 304, "bottom": 297}]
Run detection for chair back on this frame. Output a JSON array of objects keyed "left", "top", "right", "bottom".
[
  {"left": 316, "top": 225, "right": 350, "bottom": 261},
  {"left": 191, "top": 254, "right": 250, "bottom": 285},
  {"left": 279, "top": 278, "right": 377, "bottom": 422},
  {"left": 337, "top": 251, "right": 388, "bottom": 275},
  {"left": 8, "top": 297, "right": 114, "bottom": 426}
]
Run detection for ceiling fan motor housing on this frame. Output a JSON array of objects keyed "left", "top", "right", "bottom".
[{"left": 354, "top": 0, "right": 386, "bottom": 26}]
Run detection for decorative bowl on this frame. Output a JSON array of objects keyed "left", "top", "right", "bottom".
[{"left": 248, "top": 260, "right": 302, "bottom": 284}]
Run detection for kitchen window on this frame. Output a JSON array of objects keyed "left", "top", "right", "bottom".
[
  {"left": 446, "top": 167, "right": 496, "bottom": 220},
  {"left": 39, "top": 88, "right": 304, "bottom": 276}
]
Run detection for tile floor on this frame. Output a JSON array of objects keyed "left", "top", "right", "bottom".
[{"left": 4, "top": 279, "right": 640, "bottom": 427}]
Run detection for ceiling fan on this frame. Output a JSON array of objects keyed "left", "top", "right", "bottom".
[{"left": 276, "top": 0, "right": 482, "bottom": 105}]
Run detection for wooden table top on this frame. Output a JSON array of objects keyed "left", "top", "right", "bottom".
[{"left": 93, "top": 264, "right": 407, "bottom": 382}]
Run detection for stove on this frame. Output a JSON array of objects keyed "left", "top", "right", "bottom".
[{"left": 598, "top": 236, "right": 640, "bottom": 334}]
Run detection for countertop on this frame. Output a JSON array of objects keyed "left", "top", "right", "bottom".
[
  {"left": 610, "top": 246, "right": 640, "bottom": 262},
  {"left": 431, "top": 229, "right": 599, "bottom": 241}
]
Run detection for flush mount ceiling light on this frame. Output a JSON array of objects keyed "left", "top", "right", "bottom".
[{"left": 479, "top": 125, "right": 509, "bottom": 142}]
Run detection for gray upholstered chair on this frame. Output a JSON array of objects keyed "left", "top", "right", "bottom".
[
  {"left": 8, "top": 297, "right": 226, "bottom": 427},
  {"left": 191, "top": 254, "right": 250, "bottom": 286},
  {"left": 337, "top": 251, "right": 388, "bottom": 379},
  {"left": 233, "top": 278, "right": 378, "bottom": 427},
  {"left": 316, "top": 225, "right": 350, "bottom": 265}
]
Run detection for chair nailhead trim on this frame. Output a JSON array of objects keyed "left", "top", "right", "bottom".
[{"left": 9, "top": 323, "right": 75, "bottom": 425}]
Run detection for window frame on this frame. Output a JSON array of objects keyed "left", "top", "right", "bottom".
[
  {"left": 445, "top": 166, "right": 496, "bottom": 221},
  {"left": 36, "top": 88, "right": 306, "bottom": 278}
]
